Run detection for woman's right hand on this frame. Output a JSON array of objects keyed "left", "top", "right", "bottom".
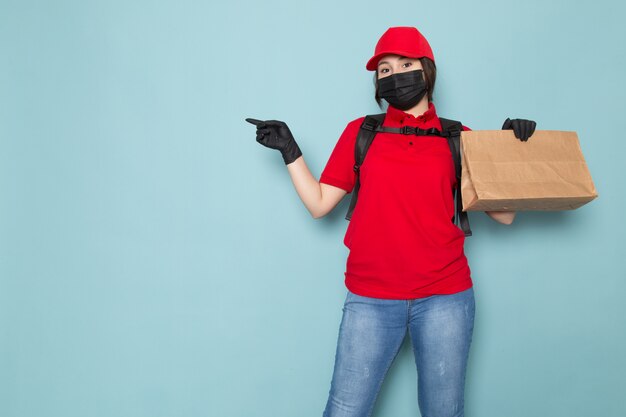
[{"left": 245, "top": 118, "right": 303, "bottom": 165}]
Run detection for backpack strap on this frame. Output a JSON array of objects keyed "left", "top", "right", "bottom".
[
  {"left": 439, "top": 117, "right": 472, "bottom": 236},
  {"left": 345, "top": 113, "right": 473, "bottom": 237},
  {"left": 345, "top": 113, "right": 386, "bottom": 221}
]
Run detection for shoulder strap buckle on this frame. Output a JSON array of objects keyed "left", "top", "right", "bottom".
[
  {"left": 401, "top": 126, "right": 418, "bottom": 135},
  {"left": 439, "top": 117, "right": 462, "bottom": 138}
]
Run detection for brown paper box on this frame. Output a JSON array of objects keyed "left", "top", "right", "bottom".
[{"left": 460, "top": 130, "right": 598, "bottom": 211}]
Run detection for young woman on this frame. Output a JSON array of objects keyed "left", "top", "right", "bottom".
[{"left": 246, "top": 26, "right": 536, "bottom": 417}]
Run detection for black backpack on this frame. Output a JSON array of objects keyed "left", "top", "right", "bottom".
[{"left": 345, "top": 113, "right": 472, "bottom": 237}]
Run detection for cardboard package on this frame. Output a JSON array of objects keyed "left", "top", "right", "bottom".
[{"left": 460, "top": 130, "right": 598, "bottom": 211}]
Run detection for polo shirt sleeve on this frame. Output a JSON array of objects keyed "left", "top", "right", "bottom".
[
  {"left": 319, "top": 117, "right": 364, "bottom": 194},
  {"left": 462, "top": 124, "right": 472, "bottom": 131}
]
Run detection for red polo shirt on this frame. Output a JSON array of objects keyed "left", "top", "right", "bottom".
[{"left": 320, "top": 102, "right": 473, "bottom": 299}]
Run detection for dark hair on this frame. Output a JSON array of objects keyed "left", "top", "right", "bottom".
[{"left": 373, "top": 56, "right": 436, "bottom": 108}]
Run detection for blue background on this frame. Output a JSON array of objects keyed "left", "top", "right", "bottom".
[{"left": 1, "top": 0, "right": 625, "bottom": 416}]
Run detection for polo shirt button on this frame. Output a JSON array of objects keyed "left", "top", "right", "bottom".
[{"left": 409, "top": 141, "right": 413, "bottom": 145}]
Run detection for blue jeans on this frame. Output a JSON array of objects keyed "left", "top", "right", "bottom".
[{"left": 322, "top": 286, "right": 475, "bottom": 417}]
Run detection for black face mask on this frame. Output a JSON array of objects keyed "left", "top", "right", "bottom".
[{"left": 377, "top": 69, "right": 427, "bottom": 110}]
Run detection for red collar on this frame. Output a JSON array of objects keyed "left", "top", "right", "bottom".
[{"left": 385, "top": 102, "right": 439, "bottom": 126}]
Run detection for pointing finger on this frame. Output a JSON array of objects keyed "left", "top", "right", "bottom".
[{"left": 245, "top": 118, "right": 266, "bottom": 127}]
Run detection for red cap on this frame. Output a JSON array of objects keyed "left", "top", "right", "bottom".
[{"left": 366, "top": 26, "right": 435, "bottom": 71}]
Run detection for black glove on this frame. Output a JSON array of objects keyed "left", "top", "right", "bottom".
[
  {"left": 502, "top": 118, "right": 537, "bottom": 142},
  {"left": 245, "top": 118, "right": 303, "bottom": 165}
]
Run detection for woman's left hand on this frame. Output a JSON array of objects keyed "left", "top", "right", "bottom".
[{"left": 502, "top": 118, "right": 537, "bottom": 142}]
